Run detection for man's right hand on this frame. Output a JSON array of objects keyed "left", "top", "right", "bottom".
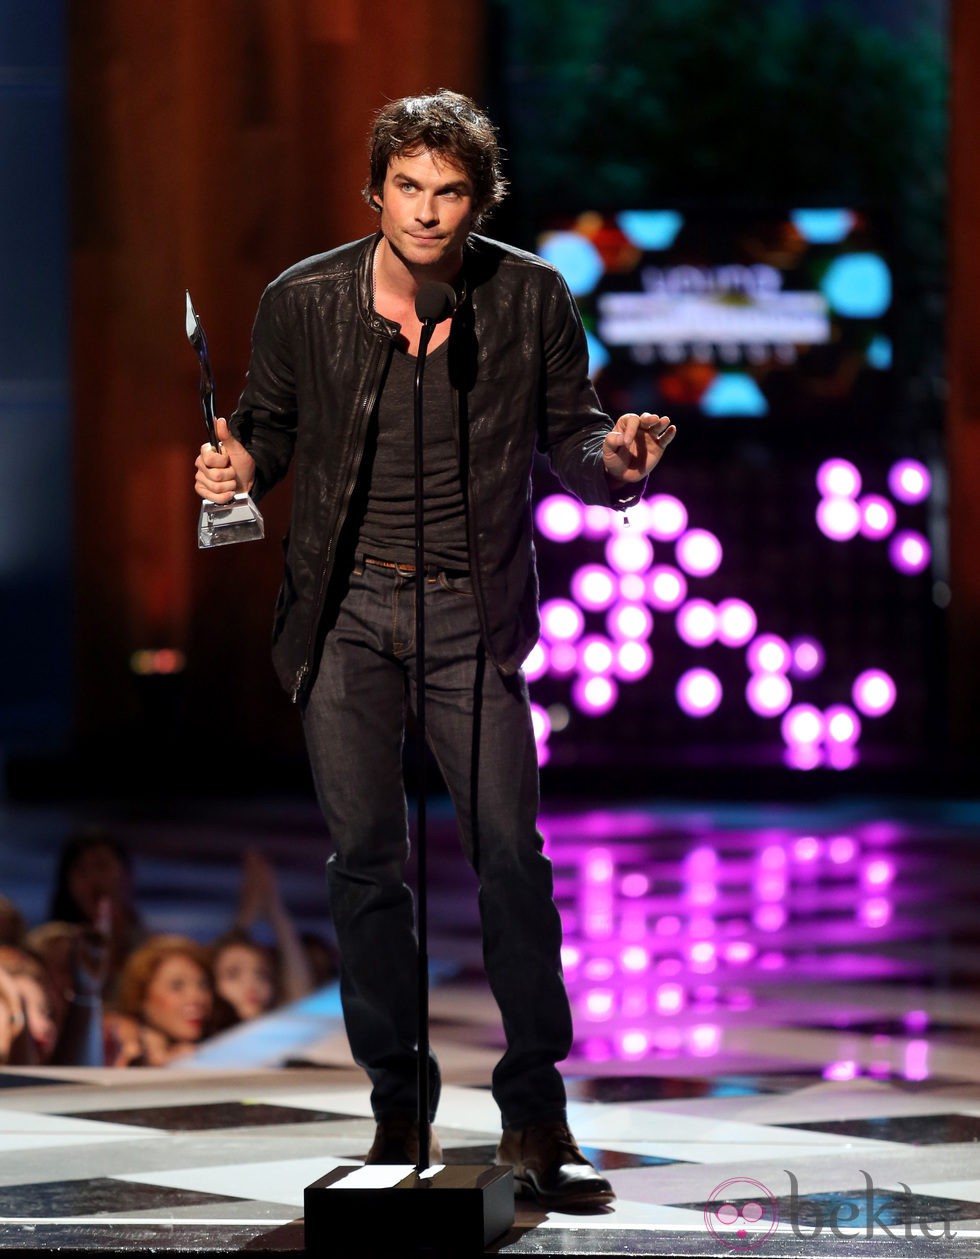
[{"left": 194, "top": 417, "right": 257, "bottom": 503}]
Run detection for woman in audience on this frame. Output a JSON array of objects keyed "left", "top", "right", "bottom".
[
  {"left": 108, "top": 935, "right": 216, "bottom": 1066},
  {"left": 216, "top": 848, "right": 315, "bottom": 1018},
  {"left": 210, "top": 929, "right": 277, "bottom": 1022}
]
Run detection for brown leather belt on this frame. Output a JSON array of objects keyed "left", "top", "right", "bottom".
[
  {"left": 363, "top": 555, "right": 417, "bottom": 572},
  {"left": 361, "top": 555, "right": 469, "bottom": 579}
]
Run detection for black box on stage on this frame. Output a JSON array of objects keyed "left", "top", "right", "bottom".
[{"left": 304, "top": 1163, "right": 515, "bottom": 1257}]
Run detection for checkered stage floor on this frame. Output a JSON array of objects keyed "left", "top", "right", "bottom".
[{"left": 3, "top": 795, "right": 980, "bottom": 1256}]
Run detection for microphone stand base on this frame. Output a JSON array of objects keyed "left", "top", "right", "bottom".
[{"left": 304, "top": 1163, "right": 514, "bottom": 1257}]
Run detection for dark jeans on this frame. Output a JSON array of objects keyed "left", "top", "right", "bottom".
[{"left": 301, "top": 557, "right": 572, "bottom": 1130}]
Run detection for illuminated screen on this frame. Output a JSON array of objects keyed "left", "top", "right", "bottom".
[{"left": 537, "top": 207, "right": 893, "bottom": 436}]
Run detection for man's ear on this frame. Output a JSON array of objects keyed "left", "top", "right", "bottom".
[{"left": 371, "top": 190, "right": 383, "bottom": 210}]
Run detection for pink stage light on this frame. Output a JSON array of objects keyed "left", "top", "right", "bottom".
[
  {"left": 747, "top": 633, "right": 791, "bottom": 674},
  {"left": 655, "top": 983, "right": 686, "bottom": 1015},
  {"left": 689, "top": 1024, "right": 721, "bottom": 1057},
  {"left": 529, "top": 703, "right": 551, "bottom": 747},
  {"left": 676, "top": 599, "right": 718, "bottom": 647},
  {"left": 789, "top": 636, "right": 825, "bottom": 677},
  {"left": 783, "top": 743, "right": 823, "bottom": 770},
  {"left": 540, "top": 598, "right": 584, "bottom": 643},
  {"left": 826, "top": 744, "right": 858, "bottom": 770},
  {"left": 676, "top": 528, "right": 723, "bottom": 576},
  {"left": 523, "top": 640, "right": 549, "bottom": 682},
  {"left": 607, "top": 601, "right": 653, "bottom": 641},
  {"left": 685, "top": 845, "right": 717, "bottom": 874},
  {"left": 724, "top": 941, "right": 757, "bottom": 965},
  {"left": 572, "top": 674, "right": 619, "bottom": 715},
  {"left": 816, "top": 495, "right": 861, "bottom": 541},
  {"left": 646, "top": 565, "right": 687, "bottom": 611},
  {"left": 824, "top": 1060, "right": 859, "bottom": 1082},
  {"left": 793, "top": 836, "right": 821, "bottom": 862},
  {"left": 579, "top": 635, "right": 615, "bottom": 675},
  {"left": 904, "top": 1040, "right": 929, "bottom": 1082},
  {"left": 619, "top": 572, "right": 646, "bottom": 601},
  {"left": 655, "top": 914, "right": 682, "bottom": 936},
  {"left": 584, "top": 847, "right": 613, "bottom": 883},
  {"left": 828, "top": 835, "right": 857, "bottom": 864},
  {"left": 825, "top": 704, "right": 861, "bottom": 745},
  {"left": 606, "top": 531, "right": 655, "bottom": 575},
  {"left": 753, "top": 904, "right": 787, "bottom": 931},
  {"left": 613, "top": 640, "right": 653, "bottom": 681},
  {"left": 583, "top": 504, "right": 613, "bottom": 538},
  {"left": 535, "top": 494, "right": 584, "bottom": 541},
  {"left": 581, "top": 1037, "right": 611, "bottom": 1063},
  {"left": 690, "top": 940, "right": 716, "bottom": 965},
  {"left": 746, "top": 672, "right": 792, "bottom": 717},
  {"left": 858, "top": 494, "right": 897, "bottom": 540},
  {"left": 781, "top": 703, "right": 824, "bottom": 746},
  {"left": 620, "top": 1030, "right": 651, "bottom": 1059},
  {"left": 754, "top": 872, "right": 786, "bottom": 902},
  {"left": 583, "top": 989, "right": 615, "bottom": 1020},
  {"left": 759, "top": 844, "right": 786, "bottom": 870},
  {"left": 859, "top": 896, "right": 892, "bottom": 929},
  {"left": 571, "top": 564, "right": 617, "bottom": 611},
  {"left": 862, "top": 857, "right": 895, "bottom": 888},
  {"left": 676, "top": 668, "right": 722, "bottom": 716},
  {"left": 549, "top": 642, "right": 578, "bottom": 675},
  {"left": 646, "top": 494, "right": 688, "bottom": 540},
  {"left": 621, "top": 872, "right": 650, "bottom": 897},
  {"left": 817, "top": 457, "right": 862, "bottom": 499},
  {"left": 621, "top": 946, "right": 650, "bottom": 973},
  {"left": 888, "top": 458, "right": 931, "bottom": 504},
  {"left": 560, "top": 944, "right": 581, "bottom": 970},
  {"left": 852, "top": 668, "right": 897, "bottom": 716},
  {"left": 584, "top": 957, "right": 616, "bottom": 981},
  {"left": 888, "top": 529, "right": 931, "bottom": 574},
  {"left": 716, "top": 598, "right": 757, "bottom": 647}
]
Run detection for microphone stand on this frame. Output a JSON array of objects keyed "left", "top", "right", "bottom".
[
  {"left": 408, "top": 279, "right": 463, "bottom": 1170},
  {"left": 412, "top": 311, "right": 437, "bottom": 1174}
]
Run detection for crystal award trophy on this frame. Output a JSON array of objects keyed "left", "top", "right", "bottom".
[{"left": 185, "top": 289, "right": 265, "bottom": 548}]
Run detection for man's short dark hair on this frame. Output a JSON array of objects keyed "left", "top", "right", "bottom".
[{"left": 364, "top": 89, "right": 508, "bottom": 229}]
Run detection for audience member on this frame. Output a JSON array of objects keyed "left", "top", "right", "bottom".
[
  {"left": 0, "top": 964, "right": 26, "bottom": 1063},
  {"left": 48, "top": 828, "right": 144, "bottom": 992},
  {"left": 210, "top": 929, "right": 277, "bottom": 1022},
  {"left": 108, "top": 935, "right": 216, "bottom": 1066},
  {"left": 0, "top": 945, "right": 59, "bottom": 1064},
  {"left": 225, "top": 848, "right": 315, "bottom": 1009}
]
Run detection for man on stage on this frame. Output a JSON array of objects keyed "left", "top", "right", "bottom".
[{"left": 194, "top": 89, "right": 675, "bottom": 1208}]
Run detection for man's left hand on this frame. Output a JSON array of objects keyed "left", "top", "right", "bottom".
[{"left": 602, "top": 412, "right": 676, "bottom": 483}]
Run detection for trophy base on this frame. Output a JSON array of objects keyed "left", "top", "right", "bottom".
[{"left": 198, "top": 494, "right": 265, "bottom": 548}]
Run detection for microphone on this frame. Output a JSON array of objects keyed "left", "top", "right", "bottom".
[{"left": 415, "top": 281, "right": 457, "bottom": 325}]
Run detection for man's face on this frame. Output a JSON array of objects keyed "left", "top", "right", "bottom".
[{"left": 374, "top": 148, "right": 476, "bottom": 273}]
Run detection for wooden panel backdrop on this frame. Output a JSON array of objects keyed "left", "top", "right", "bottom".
[{"left": 70, "top": 0, "right": 485, "bottom": 779}]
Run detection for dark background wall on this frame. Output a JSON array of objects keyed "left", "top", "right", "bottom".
[{"left": 1, "top": 0, "right": 975, "bottom": 799}]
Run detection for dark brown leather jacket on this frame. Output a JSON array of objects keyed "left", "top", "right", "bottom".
[{"left": 231, "top": 231, "right": 639, "bottom": 703}]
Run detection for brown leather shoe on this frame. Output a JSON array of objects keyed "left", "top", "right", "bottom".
[
  {"left": 496, "top": 1120, "right": 615, "bottom": 1207},
  {"left": 364, "top": 1113, "right": 443, "bottom": 1165}
]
